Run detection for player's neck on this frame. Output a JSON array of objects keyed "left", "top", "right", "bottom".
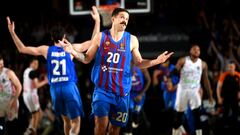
[
  {"left": 54, "top": 43, "right": 62, "bottom": 47},
  {"left": 189, "top": 56, "right": 198, "bottom": 62},
  {"left": 109, "top": 28, "right": 124, "bottom": 41}
]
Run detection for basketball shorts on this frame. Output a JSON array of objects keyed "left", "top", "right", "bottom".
[
  {"left": 50, "top": 82, "right": 84, "bottom": 119},
  {"left": 23, "top": 90, "right": 40, "bottom": 113},
  {"left": 92, "top": 87, "right": 130, "bottom": 127}
]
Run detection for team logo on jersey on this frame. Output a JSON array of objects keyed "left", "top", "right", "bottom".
[
  {"left": 103, "top": 41, "right": 117, "bottom": 50},
  {"left": 106, "top": 41, "right": 110, "bottom": 46},
  {"left": 1, "top": 79, "right": 6, "bottom": 84},
  {"left": 104, "top": 41, "right": 110, "bottom": 50},
  {"left": 120, "top": 43, "right": 125, "bottom": 49},
  {"left": 196, "top": 66, "right": 200, "bottom": 70},
  {"left": 117, "top": 43, "right": 126, "bottom": 52},
  {"left": 101, "top": 65, "right": 108, "bottom": 72}
]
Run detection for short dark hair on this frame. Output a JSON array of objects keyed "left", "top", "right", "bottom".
[
  {"left": 228, "top": 60, "right": 235, "bottom": 65},
  {"left": 112, "top": 8, "right": 129, "bottom": 17},
  {"left": 50, "top": 24, "right": 65, "bottom": 43},
  {"left": 29, "top": 57, "right": 38, "bottom": 64}
]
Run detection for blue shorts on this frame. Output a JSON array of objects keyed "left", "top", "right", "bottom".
[
  {"left": 50, "top": 82, "right": 84, "bottom": 119},
  {"left": 92, "top": 87, "right": 130, "bottom": 127},
  {"left": 129, "top": 91, "right": 145, "bottom": 114},
  {"left": 163, "top": 91, "right": 176, "bottom": 109}
]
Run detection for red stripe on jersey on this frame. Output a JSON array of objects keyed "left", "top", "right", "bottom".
[
  {"left": 104, "top": 61, "right": 110, "bottom": 91},
  {"left": 111, "top": 63, "right": 118, "bottom": 94},
  {"left": 119, "top": 56, "right": 126, "bottom": 96},
  {"left": 98, "top": 48, "right": 105, "bottom": 88},
  {"left": 103, "top": 37, "right": 112, "bottom": 91}
]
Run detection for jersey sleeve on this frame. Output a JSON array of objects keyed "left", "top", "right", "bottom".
[{"left": 218, "top": 72, "right": 228, "bottom": 83}]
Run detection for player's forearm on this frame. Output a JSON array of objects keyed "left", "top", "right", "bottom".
[
  {"left": 216, "top": 88, "right": 222, "bottom": 101},
  {"left": 72, "top": 50, "right": 91, "bottom": 64},
  {"left": 35, "top": 80, "right": 48, "bottom": 89},
  {"left": 73, "top": 41, "right": 91, "bottom": 52},
  {"left": 91, "top": 20, "right": 100, "bottom": 39},
  {"left": 141, "top": 82, "right": 151, "bottom": 95},
  {"left": 9, "top": 31, "right": 27, "bottom": 53},
  {"left": 204, "top": 79, "right": 213, "bottom": 98},
  {"left": 14, "top": 84, "right": 22, "bottom": 99},
  {"left": 137, "top": 59, "right": 159, "bottom": 69}
]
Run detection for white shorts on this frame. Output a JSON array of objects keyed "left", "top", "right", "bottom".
[
  {"left": 175, "top": 85, "right": 201, "bottom": 112},
  {"left": 23, "top": 90, "right": 40, "bottom": 113},
  {"left": 0, "top": 98, "right": 19, "bottom": 121}
]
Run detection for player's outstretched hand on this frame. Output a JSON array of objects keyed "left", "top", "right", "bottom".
[
  {"left": 156, "top": 51, "right": 174, "bottom": 64},
  {"left": 59, "top": 39, "right": 74, "bottom": 54},
  {"left": 91, "top": 6, "right": 100, "bottom": 22},
  {"left": 6, "top": 16, "right": 15, "bottom": 33}
]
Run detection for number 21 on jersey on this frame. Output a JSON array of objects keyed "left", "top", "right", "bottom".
[{"left": 51, "top": 59, "right": 66, "bottom": 75}]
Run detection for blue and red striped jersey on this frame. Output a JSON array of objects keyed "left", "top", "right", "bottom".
[
  {"left": 91, "top": 30, "right": 132, "bottom": 96},
  {"left": 131, "top": 66, "right": 144, "bottom": 92}
]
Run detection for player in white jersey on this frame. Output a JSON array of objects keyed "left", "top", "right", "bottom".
[
  {"left": 0, "top": 55, "right": 22, "bottom": 135},
  {"left": 23, "top": 58, "right": 48, "bottom": 135},
  {"left": 171, "top": 44, "right": 214, "bottom": 135}
]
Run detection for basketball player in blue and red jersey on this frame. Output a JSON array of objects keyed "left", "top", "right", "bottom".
[
  {"left": 7, "top": 6, "right": 100, "bottom": 135},
  {"left": 124, "top": 64, "right": 151, "bottom": 134},
  {"left": 61, "top": 7, "right": 173, "bottom": 135}
]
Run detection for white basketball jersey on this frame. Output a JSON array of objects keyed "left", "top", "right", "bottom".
[
  {"left": 179, "top": 56, "right": 202, "bottom": 89},
  {"left": 23, "top": 67, "right": 36, "bottom": 92},
  {"left": 0, "top": 68, "right": 15, "bottom": 101}
]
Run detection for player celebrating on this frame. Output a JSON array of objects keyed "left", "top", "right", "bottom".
[
  {"left": 61, "top": 7, "right": 173, "bottom": 135},
  {"left": 7, "top": 6, "right": 100, "bottom": 135}
]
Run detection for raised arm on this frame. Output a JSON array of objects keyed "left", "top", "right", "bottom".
[
  {"left": 90, "top": 6, "right": 101, "bottom": 39},
  {"left": 73, "top": 41, "right": 92, "bottom": 52},
  {"left": 7, "top": 17, "right": 48, "bottom": 58},
  {"left": 60, "top": 32, "right": 101, "bottom": 64},
  {"left": 72, "top": 6, "right": 100, "bottom": 53},
  {"left": 131, "top": 35, "right": 173, "bottom": 69}
]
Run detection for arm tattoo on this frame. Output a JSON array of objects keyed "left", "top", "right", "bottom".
[{"left": 76, "top": 52, "right": 86, "bottom": 62}]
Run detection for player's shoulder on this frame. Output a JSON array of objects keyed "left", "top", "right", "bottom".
[
  {"left": 201, "top": 60, "right": 207, "bottom": 66},
  {"left": 178, "top": 56, "right": 186, "bottom": 63},
  {"left": 200, "top": 60, "right": 209, "bottom": 70},
  {"left": 39, "top": 45, "right": 49, "bottom": 49},
  {"left": 130, "top": 34, "right": 138, "bottom": 42},
  {"left": 6, "top": 68, "right": 15, "bottom": 76}
]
